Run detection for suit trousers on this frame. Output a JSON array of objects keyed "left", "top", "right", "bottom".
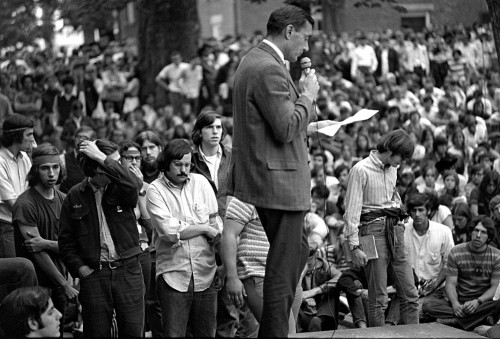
[{"left": 255, "top": 207, "right": 308, "bottom": 337}]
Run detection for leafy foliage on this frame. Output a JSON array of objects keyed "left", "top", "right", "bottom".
[{"left": 0, "top": 0, "right": 39, "bottom": 48}]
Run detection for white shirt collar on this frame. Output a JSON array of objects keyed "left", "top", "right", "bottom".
[{"left": 263, "top": 39, "right": 285, "bottom": 65}]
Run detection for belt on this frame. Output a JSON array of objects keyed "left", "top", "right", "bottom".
[{"left": 99, "top": 256, "right": 137, "bottom": 270}]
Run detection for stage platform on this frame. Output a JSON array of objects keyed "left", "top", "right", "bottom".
[{"left": 290, "top": 322, "right": 485, "bottom": 338}]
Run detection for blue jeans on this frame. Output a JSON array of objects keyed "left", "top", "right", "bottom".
[
  {"left": 79, "top": 256, "right": 145, "bottom": 338},
  {"left": 0, "top": 257, "right": 37, "bottom": 301},
  {"left": 359, "top": 218, "right": 419, "bottom": 327},
  {"left": 157, "top": 275, "right": 217, "bottom": 337},
  {"left": 0, "top": 221, "right": 15, "bottom": 258}
]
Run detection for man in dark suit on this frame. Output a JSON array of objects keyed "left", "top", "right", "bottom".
[
  {"left": 375, "top": 35, "right": 400, "bottom": 80},
  {"left": 228, "top": 5, "right": 335, "bottom": 337}
]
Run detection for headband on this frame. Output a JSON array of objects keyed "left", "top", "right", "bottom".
[{"left": 32, "top": 155, "right": 61, "bottom": 166}]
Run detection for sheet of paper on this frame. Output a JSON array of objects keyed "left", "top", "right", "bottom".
[{"left": 318, "top": 109, "right": 379, "bottom": 137}]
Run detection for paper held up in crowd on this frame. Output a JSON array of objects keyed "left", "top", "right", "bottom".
[{"left": 318, "top": 109, "right": 379, "bottom": 137}]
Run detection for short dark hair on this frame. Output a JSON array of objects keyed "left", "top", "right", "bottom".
[
  {"left": 119, "top": 140, "right": 141, "bottom": 155},
  {"left": 469, "top": 215, "right": 497, "bottom": 243},
  {"left": 266, "top": 5, "right": 314, "bottom": 37},
  {"left": 406, "top": 193, "right": 431, "bottom": 212},
  {"left": 75, "top": 125, "right": 96, "bottom": 139},
  {"left": 191, "top": 111, "right": 226, "bottom": 146},
  {"left": 61, "top": 75, "right": 75, "bottom": 86},
  {"left": 469, "top": 163, "right": 485, "bottom": 177},
  {"left": 433, "top": 135, "right": 448, "bottom": 150},
  {"left": 156, "top": 139, "right": 192, "bottom": 174},
  {"left": 333, "top": 164, "right": 349, "bottom": 179},
  {"left": 0, "top": 286, "right": 51, "bottom": 337},
  {"left": 311, "top": 184, "right": 330, "bottom": 199},
  {"left": 27, "top": 143, "right": 65, "bottom": 187},
  {"left": 134, "top": 131, "right": 162, "bottom": 148},
  {"left": 1, "top": 114, "right": 35, "bottom": 147},
  {"left": 376, "top": 129, "right": 415, "bottom": 160},
  {"left": 78, "top": 139, "right": 119, "bottom": 177}
]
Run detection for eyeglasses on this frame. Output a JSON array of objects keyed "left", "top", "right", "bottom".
[
  {"left": 172, "top": 161, "right": 194, "bottom": 170},
  {"left": 122, "top": 155, "right": 141, "bottom": 162},
  {"left": 76, "top": 135, "right": 90, "bottom": 141}
]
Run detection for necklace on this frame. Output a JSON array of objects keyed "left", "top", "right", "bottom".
[{"left": 468, "top": 243, "right": 488, "bottom": 277}]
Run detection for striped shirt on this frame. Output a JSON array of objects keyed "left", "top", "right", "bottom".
[
  {"left": 344, "top": 150, "right": 401, "bottom": 247},
  {"left": 225, "top": 197, "right": 268, "bottom": 280},
  {"left": 447, "top": 243, "right": 500, "bottom": 300}
]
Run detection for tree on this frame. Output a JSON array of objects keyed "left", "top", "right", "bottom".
[
  {"left": 486, "top": 0, "right": 500, "bottom": 67},
  {"left": 0, "top": 0, "right": 39, "bottom": 49},
  {"left": 137, "top": 0, "right": 200, "bottom": 103},
  {"left": 59, "top": 0, "right": 124, "bottom": 43}
]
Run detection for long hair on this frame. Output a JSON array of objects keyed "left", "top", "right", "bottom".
[
  {"left": 27, "top": 143, "right": 65, "bottom": 187},
  {"left": 191, "top": 111, "right": 226, "bottom": 146},
  {"left": 376, "top": 129, "right": 414, "bottom": 160},
  {"left": 0, "top": 286, "right": 51, "bottom": 337},
  {"left": 442, "top": 169, "right": 460, "bottom": 198}
]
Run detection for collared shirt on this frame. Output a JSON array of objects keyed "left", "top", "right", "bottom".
[
  {"left": 92, "top": 184, "right": 120, "bottom": 262},
  {"left": 404, "top": 220, "right": 454, "bottom": 281},
  {"left": 0, "top": 147, "right": 31, "bottom": 223},
  {"left": 147, "top": 173, "right": 222, "bottom": 292},
  {"left": 262, "top": 39, "right": 285, "bottom": 65},
  {"left": 199, "top": 145, "right": 222, "bottom": 189},
  {"left": 344, "top": 150, "right": 400, "bottom": 246}
]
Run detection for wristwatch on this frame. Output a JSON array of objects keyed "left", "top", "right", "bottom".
[
  {"left": 477, "top": 298, "right": 484, "bottom": 305},
  {"left": 350, "top": 245, "right": 362, "bottom": 251}
]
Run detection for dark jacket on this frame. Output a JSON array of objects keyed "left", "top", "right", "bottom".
[
  {"left": 375, "top": 47, "right": 400, "bottom": 77},
  {"left": 58, "top": 157, "right": 142, "bottom": 278},
  {"left": 192, "top": 144, "right": 231, "bottom": 219}
]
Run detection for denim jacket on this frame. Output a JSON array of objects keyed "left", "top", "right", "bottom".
[{"left": 58, "top": 157, "right": 142, "bottom": 278}]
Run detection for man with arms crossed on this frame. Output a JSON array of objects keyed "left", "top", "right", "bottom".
[
  {"left": 229, "top": 5, "right": 341, "bottom": 336},
  {"left": 13, "top": 144, "right": 78, "bottom": 337},
  {"left": 147, "top": 139, "right": 222, "bottom": 337},
  {"left": 344, "top": 129, "right": 419, "bottom": 327}
]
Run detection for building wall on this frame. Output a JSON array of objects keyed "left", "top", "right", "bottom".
[{"left": 334, "top": 0, "right": 488, "bottom": 34}]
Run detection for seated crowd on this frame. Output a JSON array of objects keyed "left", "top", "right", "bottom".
[{"left": 2, "top": 20, "right": 500, "bottom": 338}]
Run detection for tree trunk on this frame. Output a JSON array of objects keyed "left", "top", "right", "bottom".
[
  {"left": 486, "top": 0, "right": 500, "bottom": 67},
  {"left": 137, "top": 0, "right": 200, "bottom": 106}
]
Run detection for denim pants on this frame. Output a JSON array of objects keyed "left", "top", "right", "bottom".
[
  {"left": 359, "top": 218, "right": 419, "bottom": 327},
  {"left": 0, "top": 221, "right": 15, "bottom": 258},
  {"left": 157, "top": 275, "right": 217, "bottom": 337},
  {"left": 79, "top": 256, "right": 145, "bottom": 338},
  {"left": 0, "top": 257, "right": 37, "bottom": 300}
]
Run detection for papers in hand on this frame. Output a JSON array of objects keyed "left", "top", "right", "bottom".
[{"left": 318, "top": 109, "right": 379, "bottom": 137}]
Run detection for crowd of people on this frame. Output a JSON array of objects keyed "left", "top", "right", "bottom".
[{"left": 2, "top": 6, "right": 500, "bottom": 337}]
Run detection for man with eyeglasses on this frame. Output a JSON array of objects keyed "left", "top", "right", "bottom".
[
  {"left": 146, "top": 139, "right": 222, "bottom": 337},
  {"left": 422, "top": 216, "right": 500, "bottom": 330},
  {"left": 59, "top": 139, "right": 145, "bottom": 337}
]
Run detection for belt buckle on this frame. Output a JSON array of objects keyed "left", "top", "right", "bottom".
[{"left": 108, "top": 261, "right": 120, "bottom": 270}]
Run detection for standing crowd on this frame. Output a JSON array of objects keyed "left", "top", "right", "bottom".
[{"left": 2, "top": 6, "right": 500, "bottom": 338}]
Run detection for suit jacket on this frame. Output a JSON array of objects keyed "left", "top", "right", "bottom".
[
  {"left": 375, "top": 47, "right": 399, "bottom": 77},
  {"left": 227, "top": 41, "right": 313, "bottom": 211}
]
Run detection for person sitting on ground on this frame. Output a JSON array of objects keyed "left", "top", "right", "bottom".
[
  {"left": 422, "top": 216, "right": 500, "bottom": 330},
  {"left": 451, "top": 202, "right": 473, "bottom": 245}
]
